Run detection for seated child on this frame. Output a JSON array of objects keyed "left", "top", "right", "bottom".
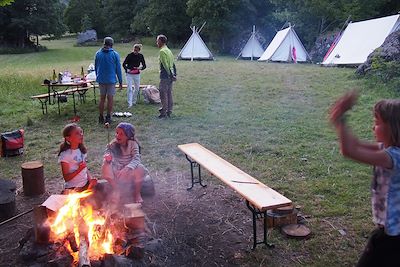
[
  {"left": 58, "top": 123, "right": 96, "bottom": 193},
  {"left": 101, "top": 122, "right": 146, "bottom": 203}
]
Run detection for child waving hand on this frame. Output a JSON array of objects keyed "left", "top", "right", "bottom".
[{"left": 330, "top": 91, "right": 400, "bottom": 267}]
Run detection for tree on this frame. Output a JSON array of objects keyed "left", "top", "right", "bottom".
[
  {"left": 102, "top": 0, "right": 142, "bottom": 39},
  {"left": 64, "top": 0, "right": 106, "bottom": 36},
  {"left": 187, "top": 0, "right": 274, "bottom": 53},
  {"left": 0, "top": 0, "right": 14, "bottom": 6},
  {"left": 269, "top": 0, "right": 400, "bottom": 49},
  {"left": 132, "top": 0, "right": 191, "bottom": 44},
  {"left": 81, "top": 14, "right": 92, "bottom": 32},
  {"left": 0, "top": 0, "right": 66, "bottom": 47}
]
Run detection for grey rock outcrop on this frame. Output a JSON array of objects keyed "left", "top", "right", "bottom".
[{"left": 356, "top": 29, "right": 400, "bottom": 75}]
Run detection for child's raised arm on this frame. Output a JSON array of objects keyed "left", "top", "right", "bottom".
[{"left": 329, "top": 92, "right": 392, "bottom": 169}]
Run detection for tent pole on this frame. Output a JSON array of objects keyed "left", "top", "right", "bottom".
[
  {"left": 191, "top": 26, "right": 195, "bottom": 61},
  {"left": 251, "top": 25, "right": 255, "bottom": 61}
]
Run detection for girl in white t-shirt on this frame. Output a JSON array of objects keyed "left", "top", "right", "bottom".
[{"left": 58, "top": 123, "right": 96, "bottom": 192}]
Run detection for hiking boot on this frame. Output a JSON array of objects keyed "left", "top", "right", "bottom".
[
  {"left": 105, "top": 114, "right": 112, "bottom": 124},
  {"left": 98, "top": 115, "right": 104, "bottom": 124}
]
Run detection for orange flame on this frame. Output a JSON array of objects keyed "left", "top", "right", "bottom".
[{"left": 47, "top": 190, "right": 114, "bottom": 260}]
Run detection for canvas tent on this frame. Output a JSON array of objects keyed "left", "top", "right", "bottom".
[
  {"left": 237, "top": 26, "right": 264, "bottom": 60},
  {"left": 258, "top": 25, "right": 309, "bottom": 62},
  {"left": 177, "top": 26, "right": 214, "bottom": 61},
  {"left": 322, "top": 14, "right": 400, "bottom": 66},
  {"left": 258, "top": 25, "right": 310, "bottom": 63}
]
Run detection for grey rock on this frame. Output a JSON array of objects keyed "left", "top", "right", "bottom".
[
  {"left": 77, "top": 29, "right": 97, "bottom": 44},
  {"left": 141, "top": 175, "right": 155, "bottom": 197},
  {"left": 357, "top": 29, "right": 400, "bottom": 75},
  {"left": 145, "top": 238, "right": 163, "bottom": 253}
]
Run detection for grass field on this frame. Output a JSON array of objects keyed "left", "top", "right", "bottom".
[{"left": 0, "top": 38, "right": 399, "bottom": 266}]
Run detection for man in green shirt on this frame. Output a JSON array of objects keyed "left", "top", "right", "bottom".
[{"left": 156, "top": 34, "right": 176, "bottom": 118}]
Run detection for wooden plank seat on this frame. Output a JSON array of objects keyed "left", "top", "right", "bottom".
[
  {"left": 178, "top": 143, "right": 292, "bottom": 249},
  {"left": 31, "top": 85, "right": 93, "bottom": 115}
]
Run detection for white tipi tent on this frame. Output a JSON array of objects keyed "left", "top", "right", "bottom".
[
  {"left": 258, "top": 25, "right": 309, "bottom": 62},
  {"left": 322, "top": 14, "right": 400, "bottom": 66},
  {"left": 237, "top": 25, "right": 264, "bottom": 60},
  {"left": 177, "top": 26, "right": 214, "bottom": 61}
]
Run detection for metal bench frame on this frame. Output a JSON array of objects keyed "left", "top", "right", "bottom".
[{"left": 183, "top": 154, "right": 276, "bottom": 250}]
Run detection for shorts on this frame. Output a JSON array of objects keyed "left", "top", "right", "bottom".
[{"left": 99, "top": 83, "right": 116, "bottom": 96}]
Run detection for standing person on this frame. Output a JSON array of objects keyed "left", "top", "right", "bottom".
[
  {"left": 123, "top": 44, "right": 146, "bottom": 108},
  {"left": 156, "top": 34, "right": 176, "bottom": 118},
  {"left": 101, "top": 122, "right": 147, "bottom": 204},
  {"left": 58, "top": 123, "right": 96, "bottom": 193},
  {"left": 329, "top": 91, "right": 400, "bottom": 267},
  {"left": 95, "top": 36, "right": 123, "bottom": 124}
]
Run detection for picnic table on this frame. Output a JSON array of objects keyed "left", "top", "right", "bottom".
[{"left": 32, "top": 80, "right": 94, "bottom": 115}]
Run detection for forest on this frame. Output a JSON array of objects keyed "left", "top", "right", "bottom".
[{"left": 0, "top": 0, "right": 399, "bottom": 56}]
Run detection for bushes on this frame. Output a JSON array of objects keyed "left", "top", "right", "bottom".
[{"left": 363, "top": 55, "right": 400, "bottom": 91}]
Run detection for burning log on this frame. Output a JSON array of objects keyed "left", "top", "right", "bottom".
[
  {"left": 79, "top": 234, "right": 91, "bottom": 267},
  {"left": 67, "top": 232, "right": 78, "bottom": 252}
]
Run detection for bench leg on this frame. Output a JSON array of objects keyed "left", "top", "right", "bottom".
[
  {"left": 38, "top": 98, "right": 48, "bottom": 115},
  {"left": 185, "top": 154, "right": 207, "bottom": 190},
  {"left": 72, "top": 92, "right": 77, "bottom": 116},
  {"left": 246, "top": 200, "right": 275, "bottom": 250}
]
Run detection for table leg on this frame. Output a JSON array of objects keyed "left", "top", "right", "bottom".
[{"left": 72, "top": 92, "right": 77, "bottom": 116}]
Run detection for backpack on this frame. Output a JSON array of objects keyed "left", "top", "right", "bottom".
[
  {"left": 0, "top": 129, "right": 24, "bottom": 157},
  {"left": 142, "top": 85, "right": 161, "bottom": 104}
]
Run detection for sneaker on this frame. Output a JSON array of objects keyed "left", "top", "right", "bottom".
[
  {"left": 98, "top": 115, "right": 104, "bottom": 124},
  {"left": 158, "top": 114, "right": 167, "bottom": 119},
  {"left": 167, "top": 112, "right": 172, "bottom": 118}
]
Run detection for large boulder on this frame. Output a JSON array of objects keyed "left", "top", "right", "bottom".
[
  {"left": 77, "top": 29, "right": 97, "bottom": 45},
  {"left": 309, "top": 32, "right": 338, "bottom": 63},
  {"left": 356, "top": 29, "right": 400, "bottom": 75}
]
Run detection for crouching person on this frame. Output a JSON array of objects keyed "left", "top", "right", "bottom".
[{"left": 102, "top": 122, "right": 146, "bottom": 204}]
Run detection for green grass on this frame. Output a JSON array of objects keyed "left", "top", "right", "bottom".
[{"left": 1, "top": 37, "right": 399, "bottom": 266}]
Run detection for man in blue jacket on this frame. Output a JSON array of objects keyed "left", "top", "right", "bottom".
[{"left": 95, "top": 37, "right": 123, "bottom": 124}]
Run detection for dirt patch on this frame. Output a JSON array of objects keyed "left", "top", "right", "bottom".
[{"left": 0, "top": 170, "right": 283, "bottom": 267}]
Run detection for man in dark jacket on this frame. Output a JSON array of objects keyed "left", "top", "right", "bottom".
[{"left": 95, "top": 37, "right": 123, "bottom": 124}]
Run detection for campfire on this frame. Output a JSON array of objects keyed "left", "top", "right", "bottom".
[
  {"left": 47, "top": 190, "right": 114, "bottom": 265},
  {"left": 18, "top": 182, "right": 149, "bottom": 267}
]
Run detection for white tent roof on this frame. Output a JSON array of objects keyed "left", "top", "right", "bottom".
[
  {"left": 258, "top": 26, "right": 309, "bottom": 62},
  {"left": 237, "top": 26, "right": 264, "bottom": 60},
  {"left": 322, "top": 14, "right": 400, "bottom": 66},
  {"left": 177, "top": 27, "right": 214, "bottom": 60}
]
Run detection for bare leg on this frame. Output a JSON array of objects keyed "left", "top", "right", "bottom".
[
  {"left": 99, "top": 94, "right": 106, "bottom": 116},
  {"left": 132, "top": 167, "right": 144, "bottom": 203},
  {"left": 106, "top": 95, "right": 113, "bottom": 116}
]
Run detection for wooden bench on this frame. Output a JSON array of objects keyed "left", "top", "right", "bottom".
[
  {"left": 31, "top": 86, "right": 93, "bottom": 115},
  {"left": 178, "top": 143, "right": 292, "bottom": 249}
]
